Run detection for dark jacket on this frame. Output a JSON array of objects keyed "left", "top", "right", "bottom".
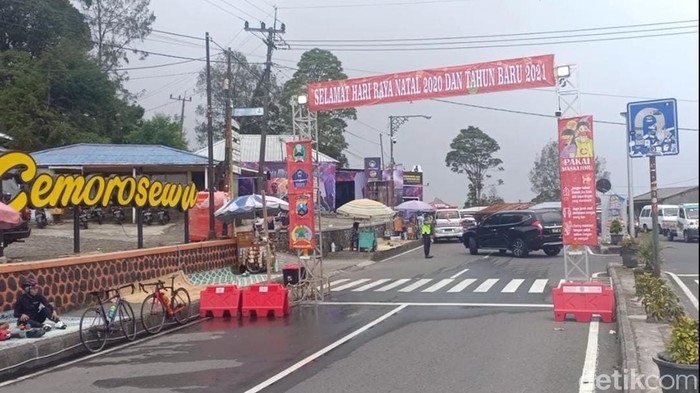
[{"left": 13, "top": 292, "right": 51, "bottom": 318}]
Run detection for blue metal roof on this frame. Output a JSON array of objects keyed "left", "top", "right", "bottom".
[{"left": 31, "top": 143, "right": 215, "bottom": 166}]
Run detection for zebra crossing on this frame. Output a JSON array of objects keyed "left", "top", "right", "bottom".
[{"left": 329, "top": 277, "right": 564, "bottom": 295}]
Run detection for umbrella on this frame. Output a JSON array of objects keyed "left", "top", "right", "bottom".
[
  {"left": 337, "top": 199, "right": 394, "bottom": 220},
  {"left": 395, "top": 200, "right": 435, "bottom": 212},
  {"left": 215, "top": 194, "right": 289, "bottom": 222},
  {"left": 0, "top": 202, "right": 22, "bottom": 230}
]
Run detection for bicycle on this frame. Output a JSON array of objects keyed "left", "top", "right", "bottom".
[
  {"left": 79, "top": 283, "right": 137, "bottom": 353},
  {"left": 139, "top": 276, "right": 191, "bottom": 334}
]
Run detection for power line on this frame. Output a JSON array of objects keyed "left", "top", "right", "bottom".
[
  {"left": 287, "top": 20, "right": 697, "bottom": 43},
  {"left": 117, "top": 58, "right": 201, "bottom": 71},
  {"left": 287, "top": 30, "right": 698, "bottom": 51},
  {"left": 144, "top": 100, "right": 179, "bottom": 112},
  {"left": 345, "top": 129, "right": 381, "bottom": 145},
  {"left": 129, "top": 71, "right": 199, "bottom": 80},
  {"left": 151, "top": 29, "right": 206, "bottom": 41},
  {"left": 288, "top": 25, "right": 696, "bottom": 48},
  {"left": 431, "top": 98, "right": 700, "bottom": 131},
  {"left": 279, "top": 0, "right": 470, "bottom": 10},
  {"left": 202, "top": 0, "right": 246, "bottom": 21}
]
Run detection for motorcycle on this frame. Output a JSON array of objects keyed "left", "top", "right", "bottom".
[
  {"left": 112, "top": 206, "right": 125, "bottom": 224},
  {"left": 156, "top": 207, "right": 170, "bottom": 225},
  {"left": 87, "top": 206, "right": 104, "bottom": 225},
  {"left": 77, "top": 206, "right": 89, "bottom": 229},
  {"left": 35, "top": 207, "right": 48, "bottom": 228},
  {"left": 142, "top": 207, "right": 154, "bottom": 225}
]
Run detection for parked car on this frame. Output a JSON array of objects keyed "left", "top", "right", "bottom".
[
  {"left": 462, "top": 209, "right": 563, "bottom": 258},
  {"left": 434, "top": 208, "right": 464, "bottom": 242},
  {"left": 1, "top": 191, "right": 31, "bottom": 249},
  {"left": 639, "top": 204, "right": 678, "bottom": 234}
]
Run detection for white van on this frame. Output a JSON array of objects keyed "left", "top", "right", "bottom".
[
  {"left": 638, "top": 204, "right": 678, "bottom": 234},
  {"left": 666, "top": 203, "right": 698, "bottom": 242}
]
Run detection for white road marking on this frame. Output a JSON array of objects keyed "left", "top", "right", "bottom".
[
  {"left": 380, "top": 245, "right": 422, "bottom": 262},
  {"left": 501, "top": 279, "right": 525, "bottom": 293},
  {"left": 450, "top": 269, "right": 470, "bottom": 279},
  {"left": 578, "top": 320, "right": 600, "bottom": 393},
  {"left": 473, "top": 279, "right": 499, "bottom": 293},
  {"left": 398, "top": 278, "right": 433, "bottom": 292},
  {"left": 422, "top": 279, "right": 454, "bottom": 293},
  {"left": 528, "top": 279, "right": 549, "bottom": 293},
  {"left": 665, "top": 271, "right": 699, "bottom": 310},
  {"left": 331, "top": 279, "right": 372, "bottom": 292},
  {"left": 317, "top": 301, "right": 553, "bottom": 308},
  {"left": 328, "top": 279, "right": 350, "bottom": 289},
  {"left": 676, "top": 274, "right": 699, "bottom": 277},
  {"left": 374, "top": 279, "right": 411, "bottom": 292},
  {"left": 352, "top": 279, "right": 392, "bottom": 292},
  {"left": 244, "top": 305, "right": 408, "bottom": 393},
  {"left": 695, "top": 280, "right": 699, "bottom": 285},
  {"left": 447, "top": 278, "right": 477, "bottom": 293}
]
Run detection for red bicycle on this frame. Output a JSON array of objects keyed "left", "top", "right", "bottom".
[{"left": 139, "top": 276, "right": 191, "bottom": 334}]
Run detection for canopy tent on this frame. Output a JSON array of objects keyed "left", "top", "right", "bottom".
[{"left": 214, "top": 194, "right": 289, "bottom": 222}]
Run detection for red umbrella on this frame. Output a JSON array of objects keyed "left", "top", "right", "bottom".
[{"left": 0, "top": 202, "right": 22, "bottom": 230}]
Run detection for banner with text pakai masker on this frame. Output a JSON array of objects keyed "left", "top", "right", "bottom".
[
  {"left": 558, "top": 116, "right": 598, "bottom": 245},
  {"left": 286, "top": 140, "right": 315, "bottom": 250}
]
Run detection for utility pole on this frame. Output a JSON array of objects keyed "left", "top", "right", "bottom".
[
  {"left": 245, "top": 16, "right": 286, "bottom": 282},
  {"left": 223, "top": 49, "right": 233, "bottom": 195},
  {"left": 379, "top": 133, "right": 385, "bottom": 168},
  {"left": 205, "top": 32, "right": 216, "bottom": 240},
  {"left": 170, "top": 93, "right": 192, "bottom": 141}
]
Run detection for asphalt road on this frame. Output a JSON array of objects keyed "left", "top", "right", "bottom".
[
  {"left": 0, "top": 242, "right": 621, "bottom": 393},
  {"left": 659, "top": 237, "right": 699, "bottom": 318}
]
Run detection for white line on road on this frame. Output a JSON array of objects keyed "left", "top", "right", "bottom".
[
  {"left": 374, "top": 279, "right": 411, "bottom": 292},
  {"left": 398, "top": 278, "right": 432, "bottom": 292},
  {"left": 422, "top": 279, "right": 454, "bottom": 293},
  {"left": 528, "top": 279, "right": 549, "bottom": 293},
  {"left": 450, "top": 269, "right": 470, "bottom": 279},
  {"left": 696, "top": 280, "right": 699, "bottom": 285},
  {"left": 244, "top": 304, "right": 408, "bottom": 393},
  {"left": 352, "top": 279, "right": 392, "bottom": 292},
  {"left": 501, "top": 279, "right": 525, "bottom": 293},
  {"left": 677, "top": 274, "right": 700, "bottom": 277},
  {"left": 331, "top": 279, "right": 372, "bottom": 292},
  {"left": 328, "top": 279, "right": 350, "bottom": 289},
  {"left": 380, "top": 245, "right": 422, "bottom": 262},
  {"left": 447, "top": 278, "right": 477, "bottom": 293},
  {"left": 316, "top": 301, "right": 553, "bottom": 308},
  {"left": 665, "top": 271, "right": 699, "bottom": 310},
  {"left": 473, "top": 279, "right": 499, "bottom": 293},
  {"left": 579, "top": 320, "right": 600, "bottom": 393}
]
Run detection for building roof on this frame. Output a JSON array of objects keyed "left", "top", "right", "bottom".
[
  {"left": 634, "top": 186, "right": 699, "bottom": 202},
  {"left": 530, "top": 201, "right": 561, "bottom": 210},
  {"left": 196, "top": 134, "right": 339, "bottom": 164},
  {"left": 31, "top": 143, "right": 213, "bottom": 167}
]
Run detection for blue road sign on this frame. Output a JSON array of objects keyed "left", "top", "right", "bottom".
[{"left": 627, "top": 98, "right": 679, "bottom": 158}]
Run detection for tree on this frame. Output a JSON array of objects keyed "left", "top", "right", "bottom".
[
  {"left": 0, "top": 0, "right": 90, "bottom": 57},
  {"left": 193, "top": 51, "right": 283, "bottom": 148},
  {"left": 529, "top": 140, "right": 611, "bottom": 202},
  {"left": 125, "top": 114, "right": 186, "bottom": 149},
  {"left": 445, "top": 126, "right": 504, "bottom": 206},
  {"left": 282, "top": 49, "right": 357, "bottom": 167},
  {"left": 77, "top": 0, "right": 155, "bottom": 76}
]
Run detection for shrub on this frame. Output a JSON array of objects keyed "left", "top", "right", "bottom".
[
  {"left": 619, "top": 236, "right": 639, "bottom": 250},
  {"left": 610, "top": 219, "right": 623, "bottom": 234},
  {"left": 636, "top": 273, "right": 685, "bottom": 323},
  {"left": 665, "top": 315, "right": 699, "bottom": 364}
]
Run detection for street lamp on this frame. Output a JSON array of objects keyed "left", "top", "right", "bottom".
[
  {"left": 620, "top": 111, "right": 636, "bottom": 237},
  {"left": 388, "top": 115, "right": 431, "bottom": 208}
]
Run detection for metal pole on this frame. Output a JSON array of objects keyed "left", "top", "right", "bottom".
[
  {"left": 622, "top": 111, "right": 636, "bottom": 237},
  {"left": 73, "top": 206, "right": 80, "bottom": 253},
  {"left": 205, "top": 32, "right": 216, "bottom": 240},
  {"left": 389, "top": 116, "right": 395, "bottom": 209},
  {"left": 649, "top": 156, "right": 661, "bottom": 277},
  {"left": 137, "top": 206, "right": 144, "bottom": 249}
]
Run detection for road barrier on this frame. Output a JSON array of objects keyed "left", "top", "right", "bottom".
[
  {"left": 552, "top": 281, "right": 615, "bottom": 322},
  {"left": 241, "top": 282, "right": 289, "bottom": 318},
  {"left": 199, "top": 284, "right": 241, "bottom": 318}
]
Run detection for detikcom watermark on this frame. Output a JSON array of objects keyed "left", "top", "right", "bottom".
[{"left": 585, "top": 369, "right": 698, "bottom": 391}]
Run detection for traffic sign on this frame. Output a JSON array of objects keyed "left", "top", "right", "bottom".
[
  {"left": 626, "top": 98, "right": 679, "bottom": 158},
  {"left": 233, "top": 107, "right": 264, "bottom": 117}
]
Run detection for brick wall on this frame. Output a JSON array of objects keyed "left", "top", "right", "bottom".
[{"left": 0, "top": 240, "right": 236, "bottom": 313}]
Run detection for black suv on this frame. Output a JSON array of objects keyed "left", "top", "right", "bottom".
[{"left": 462, "top": 210, "right": 563, "bottom": 258}]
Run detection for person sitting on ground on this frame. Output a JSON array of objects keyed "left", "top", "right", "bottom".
[{"left": 13, "top": 277, "right": 67, "bottom": 331}]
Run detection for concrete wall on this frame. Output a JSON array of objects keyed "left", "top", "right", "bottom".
[{"left": 0, "top": 240, "right": 236, "bottom": 313}]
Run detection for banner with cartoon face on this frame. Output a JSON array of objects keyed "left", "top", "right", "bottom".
[{"left": 286, "top": 140, "right": 316, "bottom": 250}]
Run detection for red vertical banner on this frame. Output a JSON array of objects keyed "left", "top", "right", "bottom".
[
  {"left": 558, "top": 115, "right": 598, "bottom": 245},
  {"left": 286, "top": 140, "right": 316, "bottom": 250}
]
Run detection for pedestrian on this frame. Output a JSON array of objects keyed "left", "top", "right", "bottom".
[
  {"left": 421, "top": 216, "right": 433, "bottom": 259},
  {"left": 350, "top": 222, "right": 360, "bottom": 251},
  {"left": 13, "top": 277, "right": 67, "bottom": 331}
]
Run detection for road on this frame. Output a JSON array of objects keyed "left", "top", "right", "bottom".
[
  {"left": 1, "top": 242, "right": 621, "bottom": 393},
  {"left": 659, "top": 237, "right": 699, "bottom": 318}
]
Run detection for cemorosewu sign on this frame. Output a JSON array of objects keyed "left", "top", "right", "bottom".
[
  {"left": 1, "top": 151, "right": 198, "bottom": 211},
  {"left": 307, "top": 54, "right": 555, "bottom": 111}
]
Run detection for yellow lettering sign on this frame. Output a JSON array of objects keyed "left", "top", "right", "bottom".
[{"left": 0, "top": 151, "right": 199, "bottom": 211}]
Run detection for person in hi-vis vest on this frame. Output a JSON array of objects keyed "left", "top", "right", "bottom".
[{"left": 420, "top": 217, "right": 433, "bottom": 259}]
